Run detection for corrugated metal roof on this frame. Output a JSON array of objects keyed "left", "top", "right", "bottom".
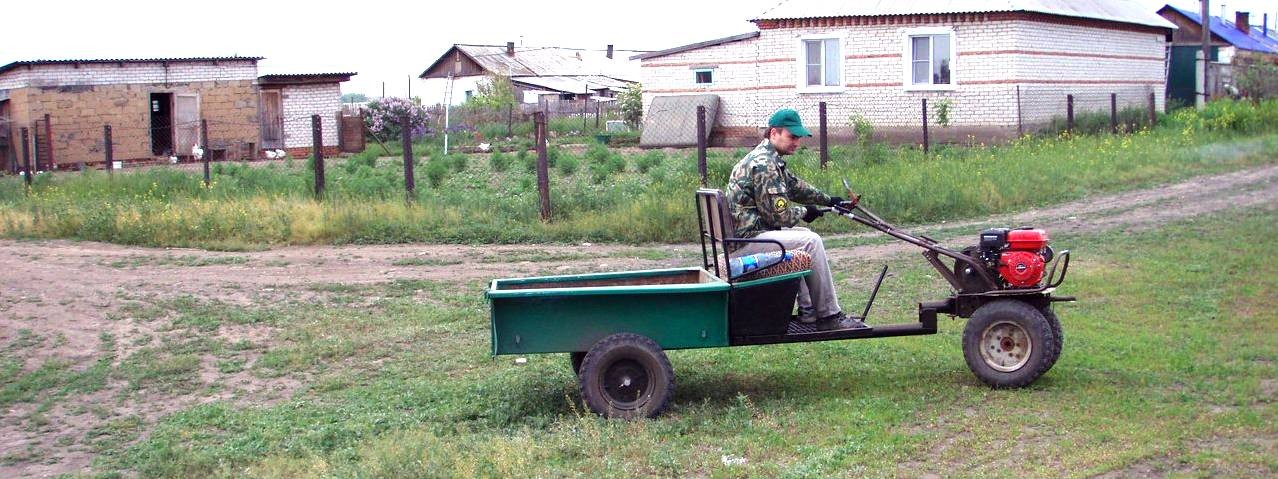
[
  {"left": 258, "top": 72, "right": 357, "bottom": 85},
  {"left": 1165, "top": 5, "right": 1278, "bottom": 53},
  {"left": 420, "top": 44, "right": 644, "bottom": 81},
  {"left": 0, "top": 56, "right": 263, "bottom": 76},
  {"left": 511, "top": 75, "right": 632, "bottom": 93},
  {"left": 632, "top": 32, "right": 761, "bottom": 60},
  {"left": 754, "top": 0, "right": 1175, "bottom": 30}
]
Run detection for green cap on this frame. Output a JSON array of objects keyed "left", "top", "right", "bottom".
[{"left": 768, "top": 108, "right": 812, "bottom": 137}]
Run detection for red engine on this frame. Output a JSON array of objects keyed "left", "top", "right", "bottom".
[
  {"left": 999, "top": 250, "right": 1046, "bottom": 287},
  {"left": 976, "top": 227, "right": 1052, "bottom": 288}
]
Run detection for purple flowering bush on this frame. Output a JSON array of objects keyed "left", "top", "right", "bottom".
[{"left": 364, "top": 97, "right": 432, "bottom": 140}]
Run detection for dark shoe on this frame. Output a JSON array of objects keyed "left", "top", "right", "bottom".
[{"left": 814, "top": 312, "right": 869, "bottom": 331}]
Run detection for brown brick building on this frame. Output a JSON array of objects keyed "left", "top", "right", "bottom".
[{"left": 0, "top": 57, "right": 355, "bottom": 172}]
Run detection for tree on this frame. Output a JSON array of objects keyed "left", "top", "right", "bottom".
[
  {"left": 342, "top": 93, "right": 369, "bottom": 104},
  {"left": 469, "top": 74, "right": 518, "bottom": 109},
  {"left": 619, "top": 82, "right": 643, "bottom": 128}
]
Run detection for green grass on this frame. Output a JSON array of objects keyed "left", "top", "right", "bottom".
[
  {"left": 0, "top": 204, "right": 1256, "bottom": 477},
  {"left": 1, "top": 101, "right": 1278, "bottom": 251}
]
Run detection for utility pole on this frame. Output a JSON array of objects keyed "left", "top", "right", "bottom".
[{"left": 1202, "top": 0, "right": 1212, "bottom": 107}]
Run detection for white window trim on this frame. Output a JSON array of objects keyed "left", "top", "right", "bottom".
[
  {"left": 693, "top": 68, "right": 715, "bottom": 85},
  {"left": 902, "top": 27, "right": 958, "bottom": 92},
  {"left": 796, "top": 33, "right": 847, "bottom": 93}
]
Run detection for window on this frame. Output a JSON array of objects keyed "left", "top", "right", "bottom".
[
  {"left": 801, "top": 38, "right": 842, "bottom": 88},
  {"left": 694, "top": 69, "right": 713, "bottom": 85},
  {"left": 904, "top": 29, "right": 954, "bottom": 89}
]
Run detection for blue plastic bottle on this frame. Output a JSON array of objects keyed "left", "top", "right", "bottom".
[{"left": 729, "top": 251, "right": 792, "bottom": 277}]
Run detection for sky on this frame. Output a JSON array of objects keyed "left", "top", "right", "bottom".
[{"left": 4, "top": 0, "right": 1277, "bottom": 99}]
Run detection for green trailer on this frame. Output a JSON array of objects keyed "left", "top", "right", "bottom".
[{"left": 487, "top": 188, "right": 1073, "bottom": 419}]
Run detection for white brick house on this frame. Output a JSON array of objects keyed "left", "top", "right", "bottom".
[
  {"left": 257, "top": 73, "right": 355, "bottom": 157},
  {"left": 634, "top": 0, "right": 1176, "bottom": 145}
]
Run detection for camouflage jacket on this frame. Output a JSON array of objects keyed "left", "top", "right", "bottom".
[{"left": 725, "top": 140, "right": 831, "bottom": 248}]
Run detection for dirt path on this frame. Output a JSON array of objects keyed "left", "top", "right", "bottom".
[{"left": 1, "top": 164, "right": 1277, "bottom": 477}]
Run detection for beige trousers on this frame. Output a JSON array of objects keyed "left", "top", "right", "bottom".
[{"left": 731, "top": 227, "right": 842, "bottom": 319}]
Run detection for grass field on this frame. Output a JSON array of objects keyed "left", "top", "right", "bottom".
[
  {"left": 3, "top": 203, "right": 1272, "bottom": 477},
  {"left": 2, "top": 101, "right": 1278, "bottom": 249}
]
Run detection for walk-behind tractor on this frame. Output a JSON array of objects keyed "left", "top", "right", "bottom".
[{"left": 485, "top": 184, "right": 1074, "bottom": 419}]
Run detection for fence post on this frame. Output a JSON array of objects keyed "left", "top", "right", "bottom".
[
  {"left": 44, "top": 113, "right": 54, "bottom": 170},
  {"left": 819, "top": 101, "right": 828, "bottom": 169},
  {"left": 312, "top": 115, "right": 325, "bottom": 198},
  {"left": 595, "top": 103, "right": 601, "bottom": 130},
  {"left": 200, "top": 119, "right": 210, "bottom": 187},
  {"left": 1066, "top": 95, "right": 1075, "bottom": 134},
  {"left": 1110, "top": 93, "right": 1118, "bottom": 134},
  {"left": 1148, "top": 91, "right": 1157, "bottom": 126},
  {"left": 21, "top": 127, "right": 32, "bottom": 187},
  {"left": 104, "top": 125, "right": 113, "bottom": 177},
  {"left": 507, "top": 103, "right": 514, "bottom": 138},
  {"left": 922, "top": 98, "right": 930, "bottom": 155},
  {"left": 696, "top": 105, "right": 707, "bottom": 186},
  {"left": 402, "top": 114, "right": 416, "bottom": 201},
  {"left": 535, "top": 112, "right": 551, "bottom": 222}
]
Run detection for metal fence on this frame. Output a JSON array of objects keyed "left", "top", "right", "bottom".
[{"left": 633, "top": 84, "right": 1164, "bottom": 151}]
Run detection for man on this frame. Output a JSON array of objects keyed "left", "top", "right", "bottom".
[{"left": 726, "top": 108, "right": 867, "bottom": 331}]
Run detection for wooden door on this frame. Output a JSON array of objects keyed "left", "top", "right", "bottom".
[{"left": 260, "top": 90, "right": 284, "bottom": 149}]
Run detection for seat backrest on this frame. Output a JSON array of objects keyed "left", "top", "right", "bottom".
[{"left": 695, "top": 188, "right": 735, "bottom": 278}]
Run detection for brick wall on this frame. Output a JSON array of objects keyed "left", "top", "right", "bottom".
[
  {"left": 0, "top": 62, "right": 260, "bottom": 164},
  {"left": 280, "top": 83, "right": 342, "bottom": 150},
  {"left": 640, "top": 17, "right": 1168, "bottom": 143}
]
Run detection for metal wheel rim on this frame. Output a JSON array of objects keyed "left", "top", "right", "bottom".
[
  {"left": 601, "top": 358, "right": 651, "bottom": 410},
  {"left": 979, "top": 320, "right": 1032, "bottom": 372}
]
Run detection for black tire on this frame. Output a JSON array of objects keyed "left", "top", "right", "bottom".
[
  {"left": 962, "top": 300, "right": 1058, "bottom": 388},
  {"left": 569, "top": 351, "right": 586, "bottom": 377},
  {"left": 1039, "top": 306, "right": 1064, "bottom": 371},
  {"left": 579, "top": 333, "right": 675, "bottom": 419}
]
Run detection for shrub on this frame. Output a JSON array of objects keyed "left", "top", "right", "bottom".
[
  {"left": 489, "top": 151, "right": 511, "bottom": 172},
  {"left": 556, "top": 154, "right": 580, "bottom": 176},
  {"left": 636, "top": 151, "right": 664, "bottom": 173},
  {"left": 425, "top": 159, "right": 449, "bottom": 188},
  {"left": 365, "top": 97, "right": 431, "bottom": 141}
]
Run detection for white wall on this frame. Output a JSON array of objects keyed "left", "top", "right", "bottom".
[
  {"left": 417, "top": 76, "right": 486, "bottom": 106},
  {"left": 640, "top": 17, "right": 1167, "bottom": 134},
  {"left": 280, "top": 83, "right": 342, "bottom": 148},
  {"left": 0, "top": 61, "right": 258, "bottom": 90}
]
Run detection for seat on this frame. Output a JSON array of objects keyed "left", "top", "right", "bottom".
[{"left": 695, "top": 188, "right": 808, "bottom": 282}]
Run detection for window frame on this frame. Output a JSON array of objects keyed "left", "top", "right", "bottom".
[
  {"left": 693, "top": 68, "right": 715, "bottom": 85},
  {"left": 901, "top": 27, "right": 958, "bottom": 91},
  {"left": 795, "top": 34, "right": 847, "bottom": 93}
]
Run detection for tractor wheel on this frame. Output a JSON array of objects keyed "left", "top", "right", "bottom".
[
  {"left": 1039, "top": 306, "right": 1064, "bottom": 371},
  {"left": 579, "top": 333, "right": 674, "bottom": 419},
  {"left": 962, "top": 300, "right": 1058, "bottom": 388},
  {"left": 569, "top": 351, "right": 586, "bottom": 377}
]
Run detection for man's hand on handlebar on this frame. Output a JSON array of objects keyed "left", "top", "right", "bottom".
[{"left": 828, "top": 195, "right": 859, "bottom": 211}]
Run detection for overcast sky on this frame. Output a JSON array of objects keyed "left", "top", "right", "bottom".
[{"left": 5, "top": 0, "right": 1277, "bottom": 99}]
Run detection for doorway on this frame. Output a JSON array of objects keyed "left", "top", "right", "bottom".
[
  {"left": 150, "top": 93, "right": 173, "bottom": 156},
  {"left": 0, "top": 100, "right": 11, "bottom": 172}
]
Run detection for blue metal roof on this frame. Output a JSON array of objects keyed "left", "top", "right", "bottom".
[{"left": 1166, "top": 4, "right": 1278, "bottom": 54}]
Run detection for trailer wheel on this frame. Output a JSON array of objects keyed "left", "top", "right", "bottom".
[
  {"left": 569, "top": 352, "right": 586, "bottom": 376},
  {"left": 962, "top": 300, "right": 1057, "bottom": 388},
  {"left": 579, "top": 333, "right": 674, "bottom": 419}
]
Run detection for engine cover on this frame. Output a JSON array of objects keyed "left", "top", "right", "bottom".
[{"left": 998, "top": 250, "right": 1046, "bottom": 287}]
